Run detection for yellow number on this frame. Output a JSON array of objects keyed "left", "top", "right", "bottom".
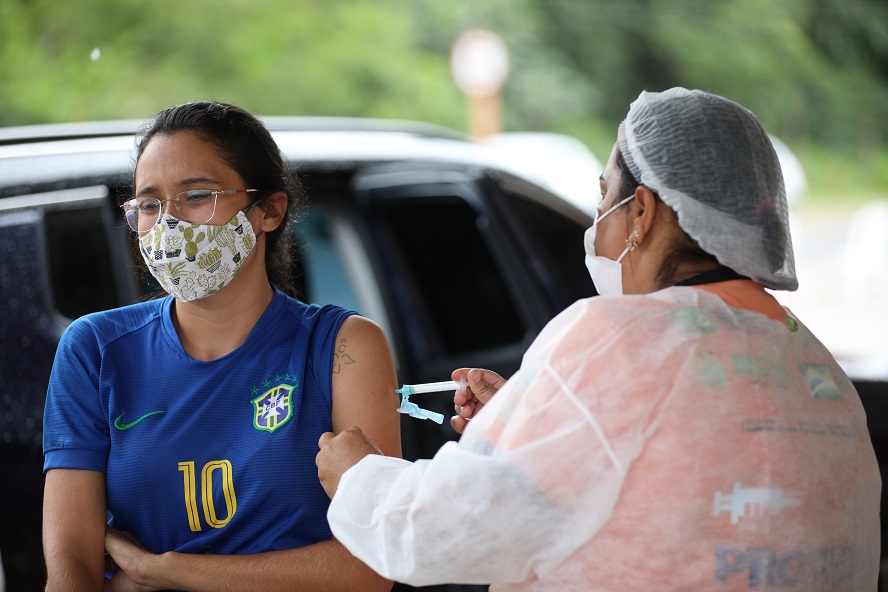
[
  {"left": 178, "top": 461, "right": 201, "bottom": 532},
  {"left": 178, "top": 459, "right": 238, "bottom": 531},
  {"left": 202, "top": 460, "right": 237, "bottom": 528}
]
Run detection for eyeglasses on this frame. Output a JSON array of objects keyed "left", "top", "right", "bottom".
[{"left": 121, "top": 189, "right": 257, "bottom": 233}]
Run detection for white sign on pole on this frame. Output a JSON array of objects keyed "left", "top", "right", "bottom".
[{"left": 450, "top": 29, "right": 510, "bottom": 98}]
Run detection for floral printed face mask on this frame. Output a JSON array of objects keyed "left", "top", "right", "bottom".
[{"left": 139, "top": 208, "right": 258, "bottom": 302}]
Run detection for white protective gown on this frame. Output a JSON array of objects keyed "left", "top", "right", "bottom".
[{"left": 328, "top": 285, "right": 880, "bottom": 591}]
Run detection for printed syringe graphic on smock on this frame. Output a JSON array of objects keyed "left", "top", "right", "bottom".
[
  {"left": 711, "top": 481, "right": 800, "bottom": 524},
  {"left": 395, "top": 379, "right": 468, "bottom": 424}
]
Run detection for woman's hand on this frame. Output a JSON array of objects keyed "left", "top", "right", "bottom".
[
  {"left": 104, "top": 527, "right": 161, "bottom": 592},
  {"left": 450, "top": 368, "right": 507, "bottom": 434}
]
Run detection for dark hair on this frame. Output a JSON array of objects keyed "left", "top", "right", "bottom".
[
  {"left": 127, "top": 100, "right": 305, "bottom": 297},
  {"left": 615, "top": 147, "right": 718, "bottom": 289}
]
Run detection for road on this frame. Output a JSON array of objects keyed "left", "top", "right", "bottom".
[{"left": 775, "top": 200, "right": 888, "bottom": 380}]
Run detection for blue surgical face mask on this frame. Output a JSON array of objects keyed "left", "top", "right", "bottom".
[{"left": 583, "top": 194, "right": 634, "bottom": 296}]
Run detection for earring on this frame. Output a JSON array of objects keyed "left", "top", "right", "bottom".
[{"left": 626, "top": 228, "right": 640, "bottom": 251}]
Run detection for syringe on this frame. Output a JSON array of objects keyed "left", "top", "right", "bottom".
[
  {"left": 394, "top": 379, "right": 469, "bottom": 424},
  {"left": 395, "top": 379, "right": 468, "bottom": 397}
]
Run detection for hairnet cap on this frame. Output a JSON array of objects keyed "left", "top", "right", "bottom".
[{"left": 618, "top": 88, "right": 798, "bottom": 291}]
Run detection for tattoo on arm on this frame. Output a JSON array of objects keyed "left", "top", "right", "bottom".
[{"left": 332, "top": 339, "right": 357, "bottom": 374}]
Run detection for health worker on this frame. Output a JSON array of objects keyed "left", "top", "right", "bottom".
[
  {"left": 316, "top": 88, "right": 881, "bottom": 591},
  {"left": 42, "top": 101, "right": 400, "bottom": 592}
]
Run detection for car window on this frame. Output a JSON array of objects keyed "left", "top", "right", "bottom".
[
  {"left": 500, "top": 191, "right": 597, "bottom": 308},
  {"left": 369, "top": 195, "right": 527, "bottom": 357},
  {"left": 1, "top": 185, "right": 135, "bottom": 321},
  {"left": 46, "top": 205, "right": 129, "bottom": 319},
  {"left": 293, "top": 207, "right": 361, "bottom": 312}
]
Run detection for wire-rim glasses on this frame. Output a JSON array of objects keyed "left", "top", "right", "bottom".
[{"left": 121, "top": 189, "right": 257, "bottom": 233}]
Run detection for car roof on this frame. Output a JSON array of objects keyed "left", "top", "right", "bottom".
[
  {"left": 0, "top": 117, "right": 491, "bottom": 184},
  {"left": 0, "top": 117, "right": 600, "bottom": 218},
  {"left": 0, "top": 116, "right": 467, "bottom": 145},
  {"left": 0, "top": 117, "right": 464, "bottom": 193}
]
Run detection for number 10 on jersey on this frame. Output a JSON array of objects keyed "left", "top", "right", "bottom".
[{"left": 178, "top": 460, "right": 238, "bottom": 531}]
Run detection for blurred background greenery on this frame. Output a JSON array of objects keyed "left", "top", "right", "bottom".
[{"left": 1, "top": 0, "right": 886, "bottom": 202}]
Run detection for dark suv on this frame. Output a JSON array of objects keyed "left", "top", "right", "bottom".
[{"left": 0, "top": 118, "right": 600, "bottom": 591}]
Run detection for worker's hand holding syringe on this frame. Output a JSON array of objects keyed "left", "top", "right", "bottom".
[
  {"left": 391, "top": 368, "right": 507, "bottom": 427},
  {"left": 450, "top": 368, "right": 507, "bottom": 434},
  {"left": 317, "top": 367, "right": 507, "bottom": 498}
]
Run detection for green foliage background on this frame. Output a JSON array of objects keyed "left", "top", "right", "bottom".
[{"left": 2, "top": 0, "right": 886, "bottom": 199}]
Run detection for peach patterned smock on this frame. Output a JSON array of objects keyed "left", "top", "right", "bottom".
[{"left": 328, "top": 282, "right": 880, "bottom": 591}]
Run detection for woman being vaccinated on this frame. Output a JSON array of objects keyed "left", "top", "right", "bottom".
[
  {"left": 43, "top": 101, "right": 400, "bottom": 591},
  {"left": 317, "top": 88, "right": 880, "bottom": 590}
]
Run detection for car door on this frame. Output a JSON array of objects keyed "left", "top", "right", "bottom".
[{"left": 0, "top": 184, "right": 138, "bottom": 592}]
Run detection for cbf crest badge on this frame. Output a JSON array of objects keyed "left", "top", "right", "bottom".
[{"left": 252, "top": 384, "right": 295, "bottom": 432}]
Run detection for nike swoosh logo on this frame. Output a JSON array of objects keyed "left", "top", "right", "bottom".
[{"left": 114, "top": 410, "right": 167, "bottom": 430}]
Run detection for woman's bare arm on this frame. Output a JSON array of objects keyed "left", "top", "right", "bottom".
[
  {"left": 330, "top": 315, "right": 401, "bottom": 458},
  {"left": 43, "top": 469, "right": 108, "bottom": 592}
]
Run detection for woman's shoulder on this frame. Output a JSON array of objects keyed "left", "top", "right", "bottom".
[
  {"left": 576, "top": 287, "right": 743, "bottom": 319},
  {"left": 526, "top": 295, "right": 657, "bottom": 356},
  {"left": 276, "top": 293, "right": 347, "bottom": 314},
  {"left": 568, "top": 292, "right": 684, "bottom": 325},
  {"left": 63, "top": 298, "right": 166, "bottom": 346},
  {"left": 530, "top": 291, "right": 705, "bottom": 357},
  {"left": 275, "top": 291, "right": 357, "bottom": 329}
]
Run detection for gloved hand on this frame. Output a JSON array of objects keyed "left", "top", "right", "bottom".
[{"left": 317, "top": 427, "right": 383, "bottom": 498}]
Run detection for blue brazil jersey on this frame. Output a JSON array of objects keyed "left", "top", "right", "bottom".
[{"left": 43, "top": 289, "right": 355, "bottom": 554}]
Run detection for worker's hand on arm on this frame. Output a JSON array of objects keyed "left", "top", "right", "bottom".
[
  {"left": 450, "top": 368, "right": 507, "bottom": 434},
  {"left": 317, "top": 427, "right": 383, "bottom": 499}
]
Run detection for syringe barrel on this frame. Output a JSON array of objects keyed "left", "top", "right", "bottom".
[{"left": 400, "top": 379, "right": 466, "bottom": 395}]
